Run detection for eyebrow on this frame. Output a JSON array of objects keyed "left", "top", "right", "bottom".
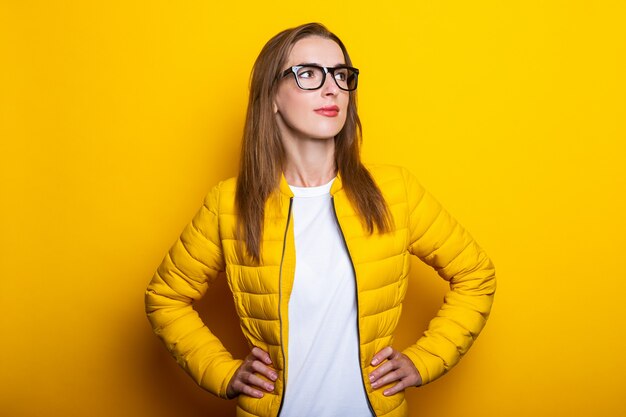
[{"left": 296, "top": 62, "right": 348, "bottom": 67}]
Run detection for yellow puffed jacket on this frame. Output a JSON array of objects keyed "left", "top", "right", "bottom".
[{"left": 145, "top": 164, "right": 496, "bottom": 417}]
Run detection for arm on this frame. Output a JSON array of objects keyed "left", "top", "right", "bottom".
[
  {"left": 401, "top": 168, "right": 497, "bottom": 385},
  {"left": 144, "top": 183, "right": 243, "bottom": 398}
]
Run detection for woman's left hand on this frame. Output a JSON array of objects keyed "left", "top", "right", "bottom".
[{"left": 369, "top": 346, "right": 423, "bottom": 396}]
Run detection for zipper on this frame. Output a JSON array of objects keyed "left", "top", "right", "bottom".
[
  {"left": 275, "top": 197, "right": 293, "bottom": 417},
  {"left": 331, "top": 196, "right": 377, "bottom": 417}
]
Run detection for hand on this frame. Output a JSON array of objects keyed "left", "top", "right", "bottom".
[
  {"left": 226, "top": 347, "right": 278, "bottom": 399},
  {"left": 369, "top": 346, "right": 422, "bottom": 396}
]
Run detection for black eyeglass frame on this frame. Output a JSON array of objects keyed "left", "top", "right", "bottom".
[{"left": 281, "top": 65, "right": 360, "bottom": 91}]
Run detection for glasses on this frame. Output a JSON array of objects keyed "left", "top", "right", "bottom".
[{"left": 281, "top": 65, "right": 359, "bottom": 91}]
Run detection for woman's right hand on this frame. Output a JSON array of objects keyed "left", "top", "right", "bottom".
[{"left": 226, "top": 347, "right": 278, "bottom": 399}]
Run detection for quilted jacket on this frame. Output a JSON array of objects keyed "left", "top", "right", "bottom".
[{"left": 145, "top": 164, "right": 496, "bottom": 417}]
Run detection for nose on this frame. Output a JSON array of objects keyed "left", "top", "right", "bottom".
[{"left": 320, "top": 71, "right": 339, "bottom": 95}]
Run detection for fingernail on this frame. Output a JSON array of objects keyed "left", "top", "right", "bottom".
[
  {"left": 265, "top": 357, "right": 272, "bottom": 365},
  {"left": 267, "top": 384, "right": 274, "bottom": 391},
  {"left": 371, "top": 358, "right": 378, "bottom": 365},
  {"left": 371, "top": 381, "right": 379, "bottom": 388},
  {"left": 368, "top": 374, "right": 374, "bottom": 382},
  {"left": 270, "top": 372, "right": 277, "bottom": 381}
]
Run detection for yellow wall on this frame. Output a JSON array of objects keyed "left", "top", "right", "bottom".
[{"left": 1, "top": 1, "right": 625, "bottom": 416}]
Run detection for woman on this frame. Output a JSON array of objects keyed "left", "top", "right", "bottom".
[{"left": 145, "top": 22, "right": 496, "bottom": 417}]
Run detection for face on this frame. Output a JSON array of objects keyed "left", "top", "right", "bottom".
[{"left": 274, "top": 36, "right": 350, "bottom": 143}]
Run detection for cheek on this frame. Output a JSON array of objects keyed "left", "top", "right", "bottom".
[
  {"left": 341, "top": 93, "right": 350, "bottom": 110},
  {"left": 287, "top": 96, "right": 313, "bottom": 121},
  {"left": 340, "top": 96, "right": 350, "bottom": 121},
  {"left": 339, "top": 110, "right": 349, "bottom": 130},
  {"left": 275, "top": 84, "right": 299, "bottom": 113},
  {"left": 277, "top": 91, "right": 305, "bottom": 116}
]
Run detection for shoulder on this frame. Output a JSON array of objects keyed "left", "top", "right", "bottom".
[
  {"left": 202, "top": 176, "right": 238, "bottom": 214},
  {"left": 364, "top": 163, "right": 421, "bottom": 192},
  {"left": 216, "top": 176, "right": 238, "bottom": 194},
  {"left": 364, "top": 163, "right": 403, "bottom": 179},
  {"left": 364, "top": 163, "right": 427, "bottom": 207},
  {"left": 364, "top": 163, "right": 418, "bottom": 182}
]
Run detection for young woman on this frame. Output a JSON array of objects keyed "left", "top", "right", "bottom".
[{"left": 145, "top": 23, "right": 496, "bottom": 417}]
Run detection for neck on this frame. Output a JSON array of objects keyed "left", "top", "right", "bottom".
[{"left": 282, "top": 136, "right": 336, "bottom": 187}]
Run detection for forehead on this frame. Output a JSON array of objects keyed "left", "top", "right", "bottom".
[{"left": 286, "top": 36, "right": 345, "bottom": 66}]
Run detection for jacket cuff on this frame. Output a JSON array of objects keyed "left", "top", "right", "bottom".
[
  {"left": 202, "top": 358, "right": 244, "bottom": 399},
  {"left": 402, "top": 346, "right": 445, "bottom": 386}
]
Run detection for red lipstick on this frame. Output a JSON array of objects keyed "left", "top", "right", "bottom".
[{"left": 314, "top": 105, "right": 339, "bottom": 117}]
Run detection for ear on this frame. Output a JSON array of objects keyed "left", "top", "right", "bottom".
[{"left": 273, "top": 100, "right": 278, "bottom": 114}]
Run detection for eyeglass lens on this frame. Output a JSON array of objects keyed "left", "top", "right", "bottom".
[{"left": 295, "top": 66, "right": 358, "bottom": 91}]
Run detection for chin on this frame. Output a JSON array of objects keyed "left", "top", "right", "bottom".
[
  {"left": 311, "top": 123, "right": 345, "bottom": 139},
  {"left": 310, "top": 129, "right": 343, "bottom": 140}
]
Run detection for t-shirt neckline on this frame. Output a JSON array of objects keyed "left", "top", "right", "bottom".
[{"left": 288, "top": 177, "right": 335, "bottom": 198}]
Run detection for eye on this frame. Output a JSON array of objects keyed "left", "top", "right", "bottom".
[
  {"left": 334, "top": 68, "right": 348, "bottom": 81},
  {"left": 296, "top": 67, "right": 319, "bottom": 79}
]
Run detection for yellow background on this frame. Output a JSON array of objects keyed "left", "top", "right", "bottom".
[{"left": 1, "top": 1, "right": 625, "bottom": 416}]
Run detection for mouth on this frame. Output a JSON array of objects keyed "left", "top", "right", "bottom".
[{"left": 314, "top": 105, "right": 340, "bottom": 117}]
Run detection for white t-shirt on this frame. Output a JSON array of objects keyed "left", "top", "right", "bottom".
[{"left": 279, "top": 178, "right": 373, "bottom": 417}]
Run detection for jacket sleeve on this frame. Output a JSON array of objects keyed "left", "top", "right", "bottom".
[
  {"left": 144, "top": 183, "right": 243, "bottom": 398},
  {"left": 400, "top": 168, "right": 496, "bottom": 385}
]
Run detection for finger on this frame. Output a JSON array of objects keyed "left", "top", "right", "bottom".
[
  {"left": 371, "top": 346, "right": 394, "bottom": 366},
  {"left": 384, "top": 369, "right": 421, "bottom": 396},
  {"left": 371, "top": 369, "right": 402, "bottom": 389},
  {"left": 231, "top": 378, "right": 265, "bottom": 398},
  {"left": 245, "top": 372, "right": 275, "bottom": 392},
  {"left": 369, "top": 359, "right": 398, "bottom": 382},
  {"left": 251, "top": 347, "right": 272, "bottom": 365},
  {"left": 251, "top": 359, "right": 278, "bottom": 381},
  {"left": 377, "top": 364, "right": 421, "bottom": 394},
  {"left": 383, "top": 379, "right": 408, "bottom": 396}
]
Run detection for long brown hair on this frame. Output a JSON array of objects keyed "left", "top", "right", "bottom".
[{"left": 235, "top": 22, "right": 392, "bottom": 262}]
